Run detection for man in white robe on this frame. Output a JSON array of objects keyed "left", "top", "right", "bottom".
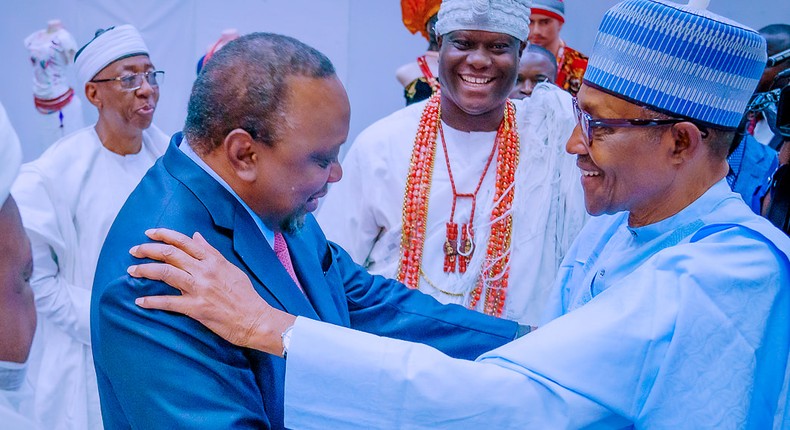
[
  {"left": 317, "top": 0, "right": 585, "bottom": 325},
  {"left": 10, "top": 25, "right": 168, "bottom": 430},
  {"left": 125, "top": 1, "right": 790, "bottom": 429},
  {"left": 0, "top": 101, "right": 37, "bottom": 429}
]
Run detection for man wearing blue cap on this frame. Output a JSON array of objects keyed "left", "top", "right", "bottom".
[{"left": 127, "top": 0, "right": 790, "bottom": 428}]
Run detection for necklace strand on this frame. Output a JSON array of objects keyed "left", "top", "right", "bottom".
[{"left": 397, "top": 93, "right": 520, "bottom": 317}]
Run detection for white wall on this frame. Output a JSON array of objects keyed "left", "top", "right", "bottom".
[{"left": 1, "top": 0, "right": 786, "bottom": 162}]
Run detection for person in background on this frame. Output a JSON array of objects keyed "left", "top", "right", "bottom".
[
  {"left": 0, "top": 101, "right": 37, "bottom": 430},
  {"left": 528, "top": 0, "right": 588, "bottom": 96},
  {"left": 397, "top": 0, "right": 441, "bottom": 105},
  {"left": 509, "top": 43, "right": 558, "bottom": 99},
  {"left": 748, "top": 24, "right": 790, "bottom": 151},
  {"left": 317, "top": 0, "right": 585, "bottom": 327},
  {"left": 11, "top": 25, "right": 168, "bottom": 430},
  {"left": 196, "top": 28, "right": 240, "bottom": 74},
  {"left": 727, "top": 24, "right": 790, "bottom": 214}
]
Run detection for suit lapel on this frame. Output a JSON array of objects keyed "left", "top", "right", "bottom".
[
  {"left": 232, "top": 209, "right": 319, "bottom": 318},
  {"left": 285, "top": 231, "right": 345, "bottom": 325}
]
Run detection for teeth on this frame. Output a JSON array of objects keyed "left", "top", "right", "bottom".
[
  {"left": 581, "top": 170, "right": 600, "bottom": 177},
  {"left": 461, "top": 75, "right": 493, "bottom": 85}
]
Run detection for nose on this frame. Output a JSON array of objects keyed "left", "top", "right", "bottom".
[
  {"left": 467, "top": 47, "right": 492, "bottom": 69},
  {"left": 523, "top": 80, "right": 537, "bottom": 97},
  {"left": 136, "top": 78, "right": 156, "bottom": 97},
  {"left": 327, "top": 161, "right": 343, "bottom": 183},
  {"left": 566, "top": 124, "right": 588, "bottom": 156}
]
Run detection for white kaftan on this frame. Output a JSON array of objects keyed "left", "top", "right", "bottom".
[
  {"left": 285, "top": 180, "right": 790, "bottom": 429},
  {"left": 10, "top": 125, "right": 167, "bottom": 430},
  {"left": 317, "top": 84, "right": 585, "bottom": 324}
]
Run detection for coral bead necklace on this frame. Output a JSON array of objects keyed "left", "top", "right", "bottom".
[
  {"left": 439, "top": 122, "right": 497, "bottom": 274},
  {"left": 396, "top": 92, "right": 520, "bottom": 317}
]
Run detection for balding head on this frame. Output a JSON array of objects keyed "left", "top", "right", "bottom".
[{"left": 184, "top": 32, "right": 336, "bottom": 155}]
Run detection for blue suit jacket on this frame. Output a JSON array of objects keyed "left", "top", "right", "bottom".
[{"left": 91, "top": 135, "right": 519, "bottom": 429}]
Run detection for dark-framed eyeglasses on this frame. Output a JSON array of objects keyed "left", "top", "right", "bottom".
[
  {"left": 91, "top": 70, "right": 165, "bottom": 92},
  {"left": 571, "top": 97, "right": 706, "bottom": 145}
]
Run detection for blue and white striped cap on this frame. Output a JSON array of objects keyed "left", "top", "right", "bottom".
[{"left": 584, "top": 0, "right": 767, "bottom": 129}]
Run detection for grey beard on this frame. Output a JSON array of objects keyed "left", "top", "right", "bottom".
[{"left": 280, "top": 212, "right": 306, "bottom": 234}]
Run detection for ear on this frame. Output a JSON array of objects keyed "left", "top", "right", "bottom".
[
  {"left": 84, "top": 83, "right": 101, "bottom": 109},
  {"left": 223, "top": 129, "right": 262, "bottom": 183},
  {"left": 668, "top": 122, "right": 703, "bottom": 165},
  {"left": 518, "top": 41, "right": 527, "bottom": 58},
  {"left": 437, "top": 34, "right": 444, "bottom": 50}
]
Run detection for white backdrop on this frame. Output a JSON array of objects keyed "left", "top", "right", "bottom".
[{"left": 2, "top": 0, "right": 787, "bottom": 162}]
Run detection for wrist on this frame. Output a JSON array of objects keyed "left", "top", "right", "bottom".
[{"left": 245, "top": 308, "right": 296, "bottom": 356}]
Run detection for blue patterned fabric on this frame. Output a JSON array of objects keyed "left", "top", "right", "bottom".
[{"left": 585, "top": 0, "right": 767, "bottom": 129}]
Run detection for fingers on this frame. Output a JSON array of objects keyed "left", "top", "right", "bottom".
[
  {"left": 130, "top": 240, "right": 199, "bottom": 270},
  {"left": 135, "top": 295, "right": 190, "bottom": 316},
  {"left": 145, "top": 228, "right": 208, "bottom": 261},
  {"left": 128, "top": 262, "right": 196, "bottom": 294},
  {"left": 192, "top": 231, "right": 222, "bottom": 258}
]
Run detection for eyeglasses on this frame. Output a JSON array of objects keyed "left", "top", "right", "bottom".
[
  {"left": 91, "top": 71, "right": 164, "bottom": 91},
  {"left": 571, "top": 97, "right": 704, "bottom": 145}
]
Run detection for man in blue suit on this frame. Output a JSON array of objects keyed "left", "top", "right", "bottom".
[{"left": 91, "top": 33, "right": 522, "bottom": 429}]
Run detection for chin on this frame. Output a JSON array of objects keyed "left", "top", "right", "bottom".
[{"left": 280, "top": 212, "right": 307, "bottom": 234}]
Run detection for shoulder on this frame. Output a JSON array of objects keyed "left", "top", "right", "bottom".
[
  {"left": 515, "top": 86, "right": 575, "bottom": 148},
  {"left": 651, "top": 220, "right": 789, "bottom": 290},
  {"left": 395, "top": 62, "right": 422, "bottom": 87},
  {"left": 27, "top": 126, "right": 99, "bottom": 167},
  {"left": 563, "top": 45, "right": 589, "bottom": 62},
  {"left": 13, "top": 127, "right": 100, "bottom": 193},
  {"left": 143, "top": 124, "right": 170, "bottom": 153}
]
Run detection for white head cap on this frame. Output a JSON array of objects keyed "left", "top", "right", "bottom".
[
  {"left": 74, "top": 25, "right": 149, "bottom": 86},
  {"left": 435, "top": 0, "right": 532, "bottom": 41}
]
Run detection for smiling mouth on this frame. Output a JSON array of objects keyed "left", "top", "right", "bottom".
[
  {"left": 580, "top": 169, "right": 601, "bottom": 177},
  {"left": 460, "top": 75, "right": 494, "bottom": 85}
]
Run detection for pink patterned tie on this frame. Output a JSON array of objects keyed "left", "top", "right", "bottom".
[{"left": 274, "top": 232, "right": 304, "bottom": 293}]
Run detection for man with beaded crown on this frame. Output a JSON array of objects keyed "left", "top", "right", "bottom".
[
  {"left": 317, "top": 0, "right": 586, "bottom": 327},
  {"left": 127, "top": 0, "right": 790, "bottom": 428}
]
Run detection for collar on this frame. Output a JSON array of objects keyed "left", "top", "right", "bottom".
[
  {"left": 627, "top": 179, "right": 733, "bottom": 243},
  {"left": 179, "top": 138, "right": 275, "bottom": 248}
]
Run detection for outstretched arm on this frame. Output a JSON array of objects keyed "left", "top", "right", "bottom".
[{"left": 131, "top": 228, "right": 293, "bottom": 355}]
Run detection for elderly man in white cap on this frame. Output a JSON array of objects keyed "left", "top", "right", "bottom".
[
  {"left": 125, "top": 1, "right": 790, "bottom": 428},
  {"left": 0, "top": 101, "right": 37, "bottom": 430},
  {"left": 317, "top": 0, "right": 585, "bottom": 327},
  {"left": 10, "top": 25, "right": 167, "bottom": 430}
]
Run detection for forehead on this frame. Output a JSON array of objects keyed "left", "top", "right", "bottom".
[
  {"left": 279, "top": 75, "right": 350, "bottom": 144},
  {"left": 97, "top": 54, "right": 154, "bottom": 76},
  {"left": 520, "top": 52, "right": 555, "bottom": 70},
  {"left": 444, "top": 30, "right": 516, "bottom": 43},
  {"left": 529, "top": 13, "right": 560, "bottom": 24},
  {"left": 577, "top": 84, "right": 643, "bottom": 118}
]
